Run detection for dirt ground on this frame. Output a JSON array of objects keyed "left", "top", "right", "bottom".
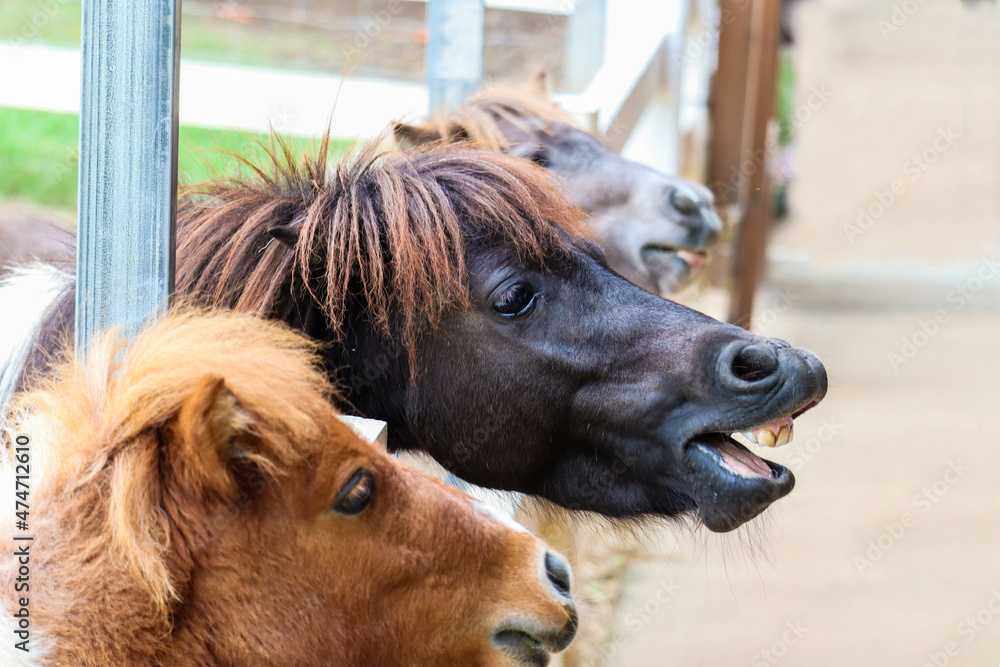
[{"left": 608, "top": 1, "right": 1000, "bottom": 665}]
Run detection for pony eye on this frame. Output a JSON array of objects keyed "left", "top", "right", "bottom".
[
  {"left": 510, "top": 142, "right": 550, "bottom": 168},
  {"left": 494, "top": 284, "right": 538, "bottom": 317},
  {"left": 332, "top": 470, "right": 375, "bottom": 515},
  {"left": 528, "top": 146, "right": 550, "bottom": 168},
  {"left": 670, "top": 189, "right": 701, "bottom": 215}
]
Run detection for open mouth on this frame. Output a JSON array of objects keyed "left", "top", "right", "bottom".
[
  {"left": 640, "top": 245, "right": 707, "bottom": 280},
  {"left": 683, "top": 412, "right": 811, "bottom": 533}
]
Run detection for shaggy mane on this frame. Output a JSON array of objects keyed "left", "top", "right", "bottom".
[
  {"left": 177, "top": 136, "right": 589, "bottom": 361},
  {"left": 399, "top": 88, "right": 579, "bottom": 148},
  {"left": 2, "top": 310, "right": 338, "bottom": 623}
]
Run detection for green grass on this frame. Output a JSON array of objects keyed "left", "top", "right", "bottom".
[
  {"left": 1, "top": 0, "right": 82, "bottom": 49},
  {"left": 0, "top": 107, "right": 350, "bottom": 213}
]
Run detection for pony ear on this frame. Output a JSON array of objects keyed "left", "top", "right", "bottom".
[
  {"left": 526, "top": 68, "right": 550, "bottom": 99},
  {"left": 392, "top": 121, "right": 442, "bottom": 149},
  {"left": 268, "top": 223, "right": 300, "bottom": 248},
  {"left": 174, "top": 374, "right": 250, "bottom": 498}
]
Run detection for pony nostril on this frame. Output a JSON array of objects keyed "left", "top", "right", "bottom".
[
  {"left": 704, "top": 212, "right": 723, "bottom": 244},
  {"left": 731, "top": 343, "right": 780, "bottom": 382},
  {"left": 544, "top": 551, "right": 572, "bottom": 598},
  {"left": 670, "top": 188, "right": 701, "bottom": 216}
]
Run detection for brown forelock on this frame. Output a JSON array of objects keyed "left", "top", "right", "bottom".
[
  {"left": 176, "top": 136, "right": 589, "bottom": 365},
  {"left": 409, "top": 88, "right": 580, "bottom": 147},
  {"left": 5, "top": 309, "right": 336, "bottom": 631}
]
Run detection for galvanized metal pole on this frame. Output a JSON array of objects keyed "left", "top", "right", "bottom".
[
  {"left": 76, "top": 0, "right": 181, "bottom": 354},
  {"left": 426, "top": 0, "right": 484, "bottom": 113},
  {"left": 563, "top": 0, "right": 606, "bottom": 93}
]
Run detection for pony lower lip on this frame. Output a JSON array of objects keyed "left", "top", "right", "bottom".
[
  {"left": 493, "top": 630, "right": 551, "bottom": 666},
  {"left": 683, "top": 434, "right": 795, "bottom": 532}
]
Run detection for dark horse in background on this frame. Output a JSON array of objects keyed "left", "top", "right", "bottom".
[
  {"left": 0, "top": 140, "right": 826, "bottom": 532},
  {"left": 393, "top": 73, "right": 723, "bottom": 296}
]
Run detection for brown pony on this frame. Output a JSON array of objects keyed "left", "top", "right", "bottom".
[
  {"left": 392, "top": 74, "right": 723, "bottom": 295},
  {"left": 0, "top": 310, "right": 577, "bottom": 666}
]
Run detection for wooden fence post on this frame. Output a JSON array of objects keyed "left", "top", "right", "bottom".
[
  {"left": 726, "top": 0, "right": 782, "bottom": 327},
  {"left": 709, "top": 0, "right": 755, "bottom": 214}
]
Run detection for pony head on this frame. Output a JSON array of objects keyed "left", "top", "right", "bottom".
[
  {"left": 392, "top": 72, "right": 723, "bottom": 295},
  {"left": 0, "top": 310, "right": 576, "bottom": 666}
]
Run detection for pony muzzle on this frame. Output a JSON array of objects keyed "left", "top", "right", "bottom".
[
  {"left": 492, "top": 548, "right": 578, "bottom": 666},
  {"left": 675, "top": 338, "right": 827, "bottom": 532}
]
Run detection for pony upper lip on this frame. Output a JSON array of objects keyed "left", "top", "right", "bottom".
[
  {"left": 642, "top": 242, "right": 680, "bottom": 253},
  {"left": 641, "top": 242, "right": 708, "bottom": 255},
  {"left": 727, "top": 399, "right": 821, "bottom": 450},
  {"left": 690, "top": 400, "right": 818, "bottom": 454}
]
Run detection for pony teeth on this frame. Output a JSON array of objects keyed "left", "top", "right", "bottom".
[{"left": 736, "top": 417, "right": 795, "bottom": 448}]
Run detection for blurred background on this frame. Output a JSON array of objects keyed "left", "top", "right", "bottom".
[{"left": 2, "top": 0, "right": 999, "bottom": 664}]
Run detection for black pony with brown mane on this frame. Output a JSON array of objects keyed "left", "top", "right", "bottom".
[
  {"left": 2, "top": 138, "right": 826, "bottom": 532},
  {"left": 178, "top": 138, "right": 585, "bottom": 366}
]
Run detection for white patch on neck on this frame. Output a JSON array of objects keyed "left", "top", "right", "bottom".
[
  {"left": 0, "top": 612, "right": 47, "bottom": 665},
  {"left": 473, "top": 499, "right": 529, "bottom": 534},
  {"left": 0, "top": 264, "right": 69, "bottom": 411}
]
